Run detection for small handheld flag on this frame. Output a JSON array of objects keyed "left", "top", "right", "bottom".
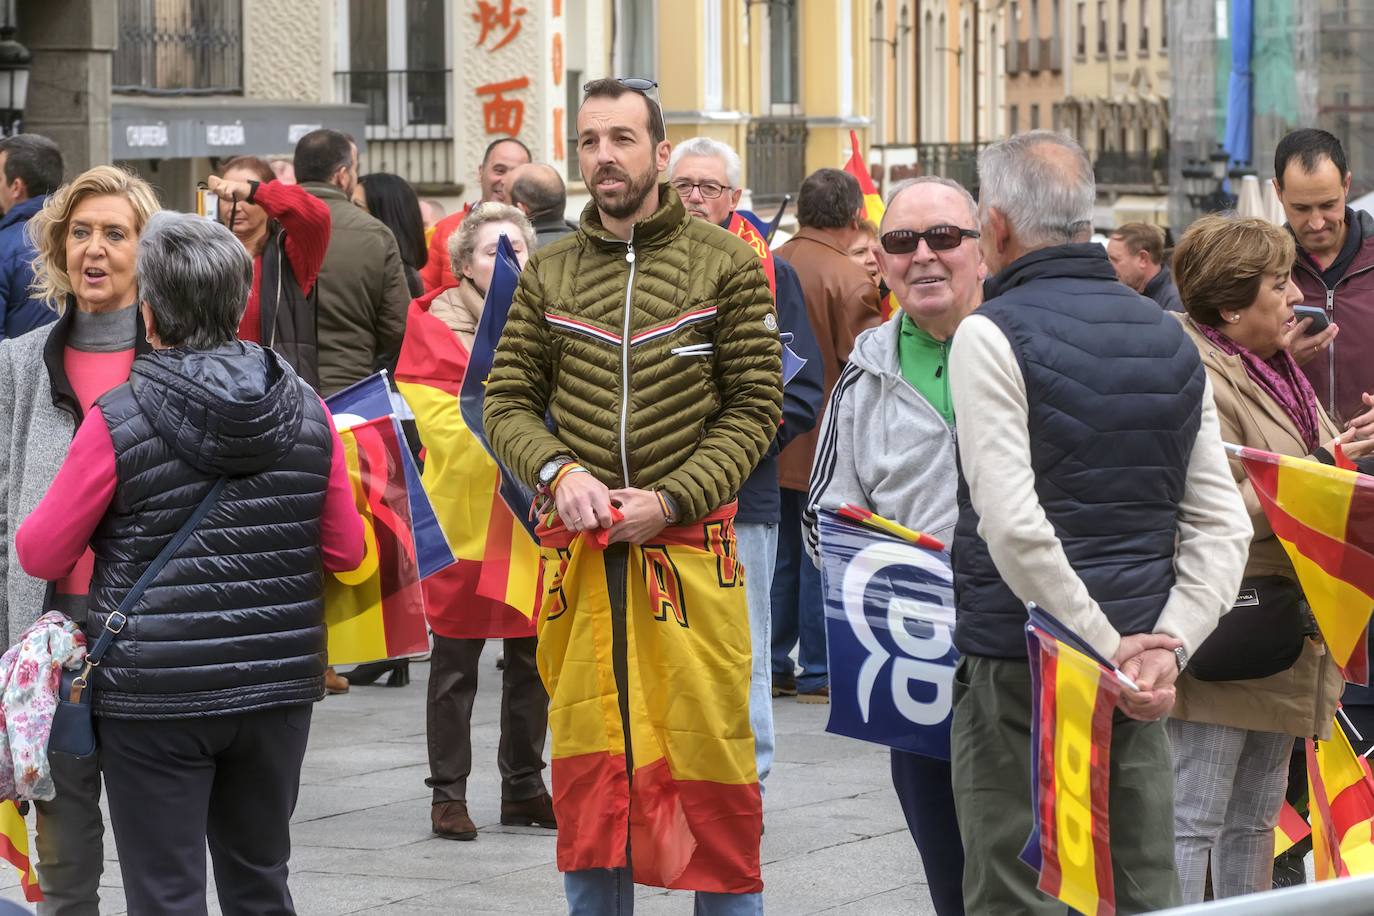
[
  {"left": 0, "top": 800, "right": 41, "bottom": 902},
  {"left": 1020, "top": 605, "right": 1128, "bottom": 916}
]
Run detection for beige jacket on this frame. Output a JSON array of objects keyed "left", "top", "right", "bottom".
[
  {"left": 429, "top": 280, "right": 484, "bottom": 351},
  {"left": 1171, "top": 317, "right": 1345, "bottom": 740}
]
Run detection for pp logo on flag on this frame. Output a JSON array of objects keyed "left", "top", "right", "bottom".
[{"left": 818, "top": 511, "right": 958, "bottom": 759}]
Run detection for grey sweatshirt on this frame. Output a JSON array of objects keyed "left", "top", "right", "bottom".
[{"left": 803, "top": 315, "right": 960, "bottom": 562}]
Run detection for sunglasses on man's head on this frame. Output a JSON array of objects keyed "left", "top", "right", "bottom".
[
  {"left": 583, "top": 77, "right": 665, "bottom": 136},
  {"left": 880, "top": 226, "right": 980, "bottom": 254}
]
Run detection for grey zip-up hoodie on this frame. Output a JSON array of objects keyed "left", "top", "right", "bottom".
[{"left": 803, "top": 314, "right": 960, "bottom": 562}]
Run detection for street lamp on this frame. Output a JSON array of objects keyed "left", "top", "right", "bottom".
[
  {"left": 0, "top": 23, "right": 31, "bottom": 137},
  {"left": 1182, "top": 147, "right": 1238, "bottom": 214}
]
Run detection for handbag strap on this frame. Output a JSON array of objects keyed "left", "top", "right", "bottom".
[{"left": 84, "top": 477, "right": 228, "bottom": 668}]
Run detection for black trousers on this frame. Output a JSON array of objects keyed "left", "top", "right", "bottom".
[
  {"left": 425, "top": 634, "right": 548, "bottom": 803},
  {"left": 97, "top": 704, "right": 312, "bottom": 916},
  {"left": 891, "top": 749, "right": 965, "bottom": 916}
]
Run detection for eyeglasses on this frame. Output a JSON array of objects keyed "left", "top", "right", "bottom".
[
  {"left": 670, "top": 179, "right": 732, "bottom": 199},
  {"left": 880, "top": 226, "right": 980, "bottom": 254},
  {"left": 583, "top": 77, "right": 665, "bottom": 138}
]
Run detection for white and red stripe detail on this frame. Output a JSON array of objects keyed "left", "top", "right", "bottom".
[{"left": 545, "top": 306, "right": 718, "bottom": 348}]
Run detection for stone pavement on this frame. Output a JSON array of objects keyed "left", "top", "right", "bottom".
[{"left": 0, "top": 642, "right": 937, "bottom": 915}]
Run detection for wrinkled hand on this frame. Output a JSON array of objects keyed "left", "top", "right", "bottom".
[
  {"left": 554, "top": 471, "right": 615, "bottom": 533},
  {"left": 1112, "top": 633, "right": 1183, "bottom": 722},
  {"left": 206, "top": 174, "right": 254, "bottom": 203},
  {"left": 607, "top": 488, "right": 669, "bottom": 545},
  {"left": 1346, "top": 392, "right": 1374, "bottom": 444},
  {"left": 1284, "top": 318, "right": 1338, "bottom": 367},
  {"left": 1326, "top": 427, "right": 1374, "bottom": 461}
]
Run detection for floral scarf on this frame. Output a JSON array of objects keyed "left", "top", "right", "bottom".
[{"left": 1196, "top": 321, "right": 1322, "bottom": 451}]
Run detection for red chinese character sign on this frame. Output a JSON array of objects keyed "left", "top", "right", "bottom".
[{"left": 460, "top": 0, "right": 565, "bottom": 175}]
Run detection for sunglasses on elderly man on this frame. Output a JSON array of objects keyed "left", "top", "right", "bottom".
[{"left": 881, "top": 225, "right": 980, "bottom": 254}]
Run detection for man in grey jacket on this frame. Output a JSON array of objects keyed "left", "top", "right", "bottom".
[{"left": 804, "top": 176, "right": 983, "bottom": 916}]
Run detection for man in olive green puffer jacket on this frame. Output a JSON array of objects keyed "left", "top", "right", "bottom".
[{"left": 484, "top": 78, "right": 781, "bottom": 912}]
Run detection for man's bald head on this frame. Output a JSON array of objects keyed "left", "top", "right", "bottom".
[{"left": 509, "top": 163, "right": 568, "bottom": 221}]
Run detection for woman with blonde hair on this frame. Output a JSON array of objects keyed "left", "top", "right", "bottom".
[
  {"left": 1168, "top": 214, "right": 1374, "bottom": 900},
  {"left": 393, "top": 202, "right": 555, "bottom": 841},
  {"left": 0, "top": 164, "right": 159, "bottom": 909}
]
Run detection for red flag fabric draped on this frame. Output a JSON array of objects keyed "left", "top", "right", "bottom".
[{"left": 841, "top": 130, "right": 900, "bottom": 319}]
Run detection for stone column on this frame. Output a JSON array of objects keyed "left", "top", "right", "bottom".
[{"left": 19, "top": 0, "right": 115, "bottom": 173}]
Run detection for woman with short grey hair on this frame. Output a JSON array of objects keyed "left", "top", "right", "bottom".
[{"left": 13, "top": 210, "right": 365, "bottom": 914}]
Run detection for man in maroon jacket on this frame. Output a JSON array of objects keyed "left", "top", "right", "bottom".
[{"left": 1274, "top": 128, "right": 1374, "bottom": 429}]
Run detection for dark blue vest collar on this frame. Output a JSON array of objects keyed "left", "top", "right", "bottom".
[{"left": 986, "top": 243, "right": 1119, "bottom": 299}]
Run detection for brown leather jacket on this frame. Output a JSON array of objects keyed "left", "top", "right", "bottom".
[{"left": 774, "top": 227, "right": 883, "bottom": 490}]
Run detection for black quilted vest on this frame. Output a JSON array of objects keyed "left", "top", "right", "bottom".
[
  {"left": 952, "top": 244, "right": 1206, "bottom": 658},
  {"left": 86, "top": 343, "right": 334, "bottom": 718},
  {"left": 259, "top": 225, "right": 321, "bottom": 390}
]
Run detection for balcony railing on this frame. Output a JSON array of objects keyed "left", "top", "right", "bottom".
[
  {"left": 1006, "top": 39, "right": 1028, "bottom": 74},
  {"left": 1094, "top": 150, "right": 1166, "bottom": 189},
  {"left": 1044, "top": 36, "right": 1062, "bottom": 72},
  {"left": 746, "top": 118, "right": 808, "bottom": 202},
  {"left": 880, "top": 142, "right": 987, "bottom": 197},
  {"left": 334, "top": 69, "right": 454, "bottom": 189},
  {"left": 113, "top": 0, "right": 243, "bottom": 95}
]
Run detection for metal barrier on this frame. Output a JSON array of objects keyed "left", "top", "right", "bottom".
[
  {"left": 114, "top": 0, "right": 244, "bottom": 95},
  {"left": 1151, "top": 873, "right": 1374, "bottom": 915}
]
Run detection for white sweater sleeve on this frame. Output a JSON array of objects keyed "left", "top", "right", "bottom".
[
  {"left": 948, "top": 315, "right": 1122, "bottom": 660},
  {"left": 1152, "top": 376, "right": 1253, "bottom": 655}
]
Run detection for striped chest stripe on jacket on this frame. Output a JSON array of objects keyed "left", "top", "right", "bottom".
[{"left": 545, "top": 306, "right": 718, "bottom": 348}]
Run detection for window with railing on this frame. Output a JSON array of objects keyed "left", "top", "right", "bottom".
[
  {"left": 1096, "top": 0, "right": 1107, "bottom": 55},
  {"left": 335, "top": 0, "right": 451, "bottom": 186},
  {"left": 1139, "top": 0, "right": 1149, "bottom": 50},
  {"left": 1076, "top": 1, "right": 1086, "bottom": 56},
  {"left": 113, "top": 0, "right": 243, "bottom": 94},
  {"left": 1160, "top": 0, "right": 1168, "bottom": 49},
  {"left": 1116, "top": 0, "right": 1127, "bottom": 52}
]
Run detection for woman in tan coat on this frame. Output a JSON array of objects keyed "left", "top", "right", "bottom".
[{"left": 1167, "top": 214, "right": 1374, "bottom": 902}]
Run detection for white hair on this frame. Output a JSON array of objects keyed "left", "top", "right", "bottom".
[
  {"left": 667, "top": 136, "right": 742, "bottom": 189},
  {"left": 882, "top": 176, "right": 979, "bottom": 228},
  {"left": 977, "top": 130, "right": 1095, "bottom": 248}
]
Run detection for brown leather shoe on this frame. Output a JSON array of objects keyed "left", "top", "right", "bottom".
[
  {"left": 432, "top": 801, "right": 478, "bottom": 840},
  {"left": 797, "top": 685, "right": 830, "bottom": 705},
  {"left": 500, "top": 792, "right": 557, "bottom": 829},
  {"left": 324, "top": 667, "right": 349, "bottom": 695}
]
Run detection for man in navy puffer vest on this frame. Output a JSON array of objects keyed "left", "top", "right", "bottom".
[{"left": 946, "top": 131, "right": 1252, "bottom": 914}]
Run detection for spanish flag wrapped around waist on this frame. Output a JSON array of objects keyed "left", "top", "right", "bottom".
[
  {"left": 536, "top": 503, "right": 762, "bottom": 894},
  {"left": 395, "top": 290, "right": 541, "bottom": 638}
]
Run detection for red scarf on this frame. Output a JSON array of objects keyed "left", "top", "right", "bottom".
[{"left": 727, "top": 212, "right": 776, "bottom": 298}]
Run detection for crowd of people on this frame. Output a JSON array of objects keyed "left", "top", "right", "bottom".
[{"left": 0, "top": 74, "right": 1371, "bottom": 916}]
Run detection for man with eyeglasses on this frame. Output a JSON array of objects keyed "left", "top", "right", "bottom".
[
  {"left": 485, "top": 78, "right": 780, "bottom": 915},
  {"left": 773, "top": 169, "right": 886, "bottom": 704},
  {"left": 803, "top": 176, "right": 984, "bottom": 916},
  {"left": 667, "top": 136, "right": 825, "bottom": 800},
  {"left": 948, "top": 131, "right": 1250, "bottom": 913}
]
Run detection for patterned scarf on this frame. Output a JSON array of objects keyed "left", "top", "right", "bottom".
[{"left": 1196, "top": 321, "right": 1322, "bottom": 451}]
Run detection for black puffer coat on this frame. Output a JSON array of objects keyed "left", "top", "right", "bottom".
[{"left": 86, "top": 342, "right": 335, "bottom": 719}]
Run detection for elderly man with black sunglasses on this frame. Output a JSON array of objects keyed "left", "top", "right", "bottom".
[{"left": 803, "top": 175, "right": 984, "bottom": 916}]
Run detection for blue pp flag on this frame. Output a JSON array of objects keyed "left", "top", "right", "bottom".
[
  {"left": 458, "top": 234, "right": 540, "bottom": 539},
  {"left": 816, "top": 509, "right": 958, "bottom": 760},
  {"left": 326, "top": 371, "right": 456, "bottom": 579}
]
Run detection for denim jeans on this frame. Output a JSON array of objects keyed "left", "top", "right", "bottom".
[
  {"left": 769, "top": 488, "right": 827, "bottom": 692},
  {"left": 564, "top": 868, "right": 764, "bottom": 915},
  {"left": 735, "top": 522, "right": 777, "bottom": 789}
]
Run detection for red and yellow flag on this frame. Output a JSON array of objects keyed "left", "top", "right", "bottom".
[
  {"left": 1307, "top": 720, "right": 1374, "bottom": 879},
  {"left": 1020, "top": 611, "right": 1122, "bottom": 916},
  {"left": 1236, "top": 446, "right": 1374, "bottom": 669},
  {"left": 535, "top": 504, "right": 761, "bottom": 894},
  {"left": 395, "top": 291, "right": 541, "bottom": 638},
  {"left": 324, "top": 415, "right": 429, "bottom": 665},
  {"left": 1274, "top": 800, "right": 1311, "bottom": 858},
  {"left": 727, "top": 211, "right": 776, "bottom": 299},
  {"left": 0, "top": 800, "right": 41, "bottom": 902},
  {"left": 842, "top": 130, "right": 900, "bottom": 319}
]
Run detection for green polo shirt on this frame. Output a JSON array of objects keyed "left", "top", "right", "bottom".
[{"left": 897, "top": 313, "right": 954, "bottom": 425}]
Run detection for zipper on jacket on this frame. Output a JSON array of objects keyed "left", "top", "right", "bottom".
[
  {"left": 1326, "top": 287, "right": 1336, "bottom": 417},
  {"left": 268, "top": 234, "right": 284, "bottom": 350},
  {"left": 618, "top": 230, "right": 637, "bottom": 487}
]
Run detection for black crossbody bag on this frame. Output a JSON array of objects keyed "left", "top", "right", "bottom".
[
  {"left": 1187, "top": 575, "right": 1310, "bottom": 682},
  {"left": 48, "top": 478, "right": 227, "bottom": 759}
]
